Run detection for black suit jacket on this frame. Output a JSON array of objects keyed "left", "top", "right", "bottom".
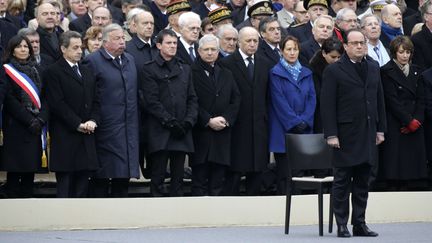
[
  {"left": 321, "top": 54, "right": 386, "bottom": 167},
  {"left": 257, "top": 39, "right": 280, "bottom": 67},
  {"left": 126, "top": 35, "right": 158, "bottom": 72},
  {"left": 412, "top": 24, "right": 432, "bottom": 71},
  {"left": 219, "top": 50, "right": 271, "bottom": 172},
  {"left": 43, "top": 58, "right": 100, "bottom": 172},
  {"left": 299, "top": 38, "right": 320, "bottom": 66},
  {"left": 69, "top": 13, "right": 91, "bottom": 33},
  {"left": 403, "top": 12, "right": 422, "bottom": 36},
  {"left": 288, "top": 22, "right": 313, "bottom": 43},
  {"left": 36, "top": 26, "right": 61, "bottom": 63},
  {"left": 176, "top": 40, "right": 199, "bottom": 65}
]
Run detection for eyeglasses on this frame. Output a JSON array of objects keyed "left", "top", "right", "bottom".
[
  {"left": 342, "top": 19, "right": 358, "bottom": 24},
  {"left": 187, "top": 26, "right": 201, "bottom": 32},
  {"left": 347, "top": 41, "right": 366, "bottom": 46}
]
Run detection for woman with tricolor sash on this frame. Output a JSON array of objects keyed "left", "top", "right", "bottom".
[{"left": 0, "top": 35, "right": 48, "bottom": 198}]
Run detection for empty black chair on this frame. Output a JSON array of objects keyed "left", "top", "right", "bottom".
[{"left": 284, "top": 133, "right": 334, "bottom": 236}]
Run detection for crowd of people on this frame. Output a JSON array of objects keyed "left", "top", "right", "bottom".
[{"left": 0, "top": 0, "right": 431, "bottom": 207}]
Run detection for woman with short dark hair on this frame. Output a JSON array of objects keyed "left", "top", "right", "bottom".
[
  {"left": 379, "top": 35, "right": 427, "bottom": 190},
  {"left": 0, "top": 35, "right": 49, "bottom": 198}
]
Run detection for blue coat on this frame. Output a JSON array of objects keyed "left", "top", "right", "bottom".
[
  {"left": 268, "top": 62, "right": 316, "bottom": 152},
  {"left": 82, "top": 48, "right": 140, "bottom": 179}
]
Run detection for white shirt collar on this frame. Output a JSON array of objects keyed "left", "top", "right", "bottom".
[{"left": 65, "top": 58, "right": 78, "bottom": 67}]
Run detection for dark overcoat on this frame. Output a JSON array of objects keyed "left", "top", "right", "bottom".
[
  {"left": 422, "top": 67, "right": 432, "bottom": 161},
  {"left": 82, "top": 48, "right": 140, "bottom": 179},
  {"left": 68, "top": 14, "right": 91, "bottom": 34},
  {"left": 287, "top": 22, "right": 312, "bottom": 43},
  {"left": 321, "top": 54, "right": 386, "bottom": 167},
  {"left": 299, "top": 38, "right": 320, "bottom": 66},
  {"left": 43, "top": 58, "right": 100, "bottom": 172},
  {"left": 36, "top": 26, "right": 61, "bottom": 63},
  {"left": 379, "top": 61, "right": 427, "bottom": 180},
  {"left": 125, "top": 35, "right": 158, "bottom": 72},
  {"left": 257, "top": 39, "right": 280, "bottom": 67},
  {"left": 219, "top": 50, "right": 271, "bottom": 172},
  {"left": 411, "top": 24, "right": 432, "bottom": 71},
  {"left": 190, "top": 61, "right": 241, "bottom": 166},
  {"left": 176, "top": 41, "right": 200, "bottom": 66},
  {"left": 0, "top": 66, "right": 49, "bottom": 172},
  {"left": 140, "top": 55, "right": 198, "bottom": 154}
]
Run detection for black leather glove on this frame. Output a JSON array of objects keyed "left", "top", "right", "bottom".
[
  {"left": 28, "top": 118, "right": 42, "bottom": 135},
  {"left": 291, "top": 122, "right": 308, "bottom": 134},
  {"left": 181, "top": 121, "right": 192, "bottom": 131}
]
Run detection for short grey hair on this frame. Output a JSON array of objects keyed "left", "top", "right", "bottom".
[
  {"left": 336, "top": 7, "right": 356, "bottom": 23},
  {"left": 102, "top": 23, "right": 123, "bottom": 41},
  {"left": 360, "top": 13, "right": 382, "bottom": 28},
  {"left": 420, "top": 0, "right": 432, "bottom": 21},
  {"left": 128, "top": 7, "right": 145, "bottom": 23},
  {"left": 313, "top": 15, "right": 334, "bottom": 28},
  {"left": 216, "top": 24, "right": 238, "bottom": 39},
  {"left": 199, "top": 34, "right": 219, "bottom": 49},
  {"left": 178, "top": 12, "right": 201, "bottom": 29},
  {"left": 17, "top": 28, "right": 38, "bottom": 37}
]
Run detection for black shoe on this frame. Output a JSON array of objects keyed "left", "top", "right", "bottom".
[
  {"left": 337, "top": 225, "right": 351, "bottom": 238},
  {"left": 352, "top": 224, "right": 379, "bottom": 237}
]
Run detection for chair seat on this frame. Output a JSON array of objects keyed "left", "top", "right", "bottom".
[{"left": 292, "top": 176, "right": 334, "bottom": 183}]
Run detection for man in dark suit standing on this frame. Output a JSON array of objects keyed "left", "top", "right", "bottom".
[
  {"left": 140, "top": 29, "right": 198, "bottom": 197},
  {"left": 220, "top": 26, "right": 272, "bottom": 196},
  {"left": 257, "top": 16, "right": 282, "bottom": 67},
  {"left": 36, "top": 3, "right": 62, "bottom": 63},
  {"left": 176, "top": 11, "right": 201, "bottom": 65},
  {"left": 321, "top": 29, "right": 386, "bottom": 238},
  {"left": 43, "top": 31, "right": 100, "bottom": 198}
]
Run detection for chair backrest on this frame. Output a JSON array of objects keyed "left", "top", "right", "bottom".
[{"left": 285, "top": 133, "right": 333, "bottom": 171}]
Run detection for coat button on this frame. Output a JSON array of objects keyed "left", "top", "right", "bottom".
[
  {"left": 216, "top": 93, "right": 219, "bottom": 97},
  {"left": 367, "top": 116, "right": 370, "bottom": 120},
  {"left": 85, "top": 104, "right": 88, "bottom": 108},
  {"left": 398, "top": 86, "right": 402, "bottom": 89}
]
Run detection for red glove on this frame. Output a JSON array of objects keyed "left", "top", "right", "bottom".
[
  {"left": 400, "top": 127, "right": 410, "bottom": 134},
  {"left": 407, "top": 119, "right": 421, "bottom": 132}
]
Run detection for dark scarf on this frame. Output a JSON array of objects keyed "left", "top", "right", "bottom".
[
  {"left": 197, "top": 57, "right": 215, "bottom": 77},
  {"left": 381, "top": 22, "right": 403, "bottom": 41},
  {"left": 9, "top": 57, "right": 41, "bottom": 113}
]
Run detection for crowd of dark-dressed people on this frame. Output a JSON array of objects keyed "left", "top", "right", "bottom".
[{"left": 0, "top": 0, "right": 431, "bottom": 204}]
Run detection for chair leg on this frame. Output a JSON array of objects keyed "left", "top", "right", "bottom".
[
  {"left": 329, "top": 184, "right": 333, "bottom": 233},
  {"left": 285, "top": 182, "right": 292, "bottom": 234},
  {"left": 318, "top": 184, "right": 324, "bottom": 236}
]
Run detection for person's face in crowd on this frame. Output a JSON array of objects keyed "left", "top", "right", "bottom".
[
  {"left": 198, "top": 40, "right": 219, "bottom": 65},
  {"left": 26, "top": 34, "right": 40, "bottom": 55},
  {"left": 362, "top": 16, "right": 381, "bottom": 41},
  {"left": 308, "top": 4, "right": 328, "bottom": 22},
  {"left": 344, "top": 31, "right": 367, "bottom": 62},
  {"left": 250, "top": 15, "right": 267, "bottom": 30},
  {"left": 87, "top": 32, "right": 103, "bottom": 53},
  {"left": 283, "top": 0, "right": 297, "bottom": 11},
  {"left": 231, "top": 0, "right": 245, "bottom": 8},
  {"left": 69, "top": 0, "right": 87, "bottom": 16},
  {"left": 85, "top": 0, "right": 105, "bottom": 12},
  {"left": 340, "top": 0, "right": 357, "bottom": 12},
  {"left": 180, "top": 19, "right": 201, "bottom": 44},
  {"left": 13, "top": 40, "right": 30, "bottom": 61},
  {"left": 338, "top": 10, "right": 358, "bottom": 32},
  {"left": 423, "top": 4, "right": 432, "bottom": 29},
  {"left": 238, "top": 28, "right": 259, "bottom": 56},
  {"left": 395, "top": 46, "right": 411, "bottom": 65},
  {"left": 282, "top": 39, "right": 299, "bottom": 64},
  {"left": 92, "top": 7, "right": 112, "bottom": 27},
  {"left": 201, "top": 23, "right": 216, "bottom": 36},
  {"left": 219, "top": 29, "right": 238, "bottom": 54},
  {"left": 168, "top": 12, "right": 183, "bottom": 32},
  {"left": 312, "top": 17, "right": 333, "bottom": 43},
  {"left": 103, "top": 29, "right": 126, "bottom": 57},
  {"left": 322, "top": 50, "right": 341, "bottom": 64},
  {"left": 294, "top": 1, "right": 309, "bottom": 23},
  {"left": 37, "top": 3, "right": 57, "bottom": 31},
  {"left": 261, "top": 21, "right": 281, "bottom": 46},
  {"left": 382, "top": 4, "right": 402, "bottom": 29},
  {"left": 154, "top": 0, "right": 170, "bottom": 8},
  {"left": 157, "top": 34, "right": 178, "bottom": 60},
  {"left": 62, "top": 37, "right": 83, "bottom": 63},
  {"left": 135, "top": 11, "right": 154, "bottom": 41},
  {"left": 53, "top": 5, "right": 62, "bottom": 26},
  {"left": 0, "top": 0, "right": 8, "bottom": 13}
]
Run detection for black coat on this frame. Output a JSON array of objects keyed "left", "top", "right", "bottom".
[
  {"left": 43, "top": 58, "right": 100, "bottom": 172},
  {"left": 403, "top": 12, "right": 422, "bottom": 36},
  {"left": 176, "top": 41, "right": 199, "bottom": 65},
  {"left": 219, "top": 50, "right": 271, "bottom": 172},
  {"left": 149, "top": 1, "right": 168, "bottom": 35},
  {"left": 422, "top": 67, "right": 432, "bottom": 160},
  {"left": 232, "top": 6, "right": 247, "bottom": 27},
  {"left": 235, "top": 18, "right": 252, "bottom": 31},
  {"left": 0, "top": 65, "right": 49, "bottom": 172},
  {"left": 287, "top": 22, "right": 312, "bottom": 43},
  {"left": 140, "top": 55, "right": 198, "bottom": 154},
  {"left": 68, "top": 13, "right": 91, "bottom": 34},
  {"left": 309, "top": 51, "right": 328, "bottom": 133},
  {"left": 299, "top": 38, "right": 320, "bottom": 66},
  {"left": 379, "top": 61, "right": 427, "bottom": 180},
  {"left": 257, "top": 39, "right": 280, "bottom": 67},
  {"left": 190, "top": 61, "right": 241, "bottom": 166},
  {"left": 321, "top": 54, "right": 386, "bottom": 167},
  {"left": 36, "top": 27, "right": 61, "bottom": 63},
  {"left": 126, "top": 35, "right": 158, "bottom": 72},
  {"left": 411, "top": 24, "right": 432, "bottom": 71},
  {"left": 0, "top": 19, "right": 18, "bottom": 62},
  {"left": 192, "top": 2, "right": 210, "bottom": 20}
]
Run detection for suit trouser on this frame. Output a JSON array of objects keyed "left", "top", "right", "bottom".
[
  {"left": 90, "top": 178, "right": 130, "bottom": 198},
  {"left": 6, "top": 172, "right": 34, "bottom": 198},
  {"left": 191, "top": 162, "right": 226, "bottom": 196},
  {"left": 55, "top": 171, "right": 90, "bottom": 198},
  {"left": 149, "top": 150, "right": 185, "bottom": 197},
  {"left": 333, "top": 163, "right": 371, "bottom": 226},
  {"left": 224, "top": 170, "right": 262, "bottom": 196}
]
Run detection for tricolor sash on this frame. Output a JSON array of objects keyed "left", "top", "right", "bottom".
[
  {"left": 3, "top": 63, "right": 41, "bottom": 109},
  {"left": 3, "top": 63, "right": 48, "bottom": 168}
]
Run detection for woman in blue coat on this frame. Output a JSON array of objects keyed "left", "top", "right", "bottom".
[{"left": 269, "top": 35, "right": 316, "bottom": 194}]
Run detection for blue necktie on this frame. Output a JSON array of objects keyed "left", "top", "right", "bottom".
[{"left": 189, "top": 46, "right": 196, "bottom": 62}]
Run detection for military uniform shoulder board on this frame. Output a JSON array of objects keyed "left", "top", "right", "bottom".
[{"left": 290, "top": 22, "right": 306, "bottom": 28}]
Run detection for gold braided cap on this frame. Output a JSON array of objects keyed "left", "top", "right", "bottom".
[{"left": 208, "top": 7, "right": 232, "bottom": 24}]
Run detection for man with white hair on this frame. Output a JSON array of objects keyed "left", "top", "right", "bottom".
[
  {"left": 176, "top": 11, "right": 201, "bottom": 65},
  {"left": 334, "top": 7, "right": 358, "bottom": 41},
  {"left": 380, "top": 3, "right": 403, "bottom": 48},
  {"left": 360, "top": 13, "right": 390, "bottom": 67},
  {"left": 216, "top": 24, "right": 239, "bottom": 57}
]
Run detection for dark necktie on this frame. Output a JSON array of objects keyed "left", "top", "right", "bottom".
[
  {"left": 189, "top": 46, "right": 196, "bottom": 62},
  {"left": 72, "top": 64, "right": 81, "bottom": 78},
  {"left": 115, "top": 56, "right": 122, "bottom": 66},
  {"left": 274, "top": 48, "right": 281, "bottom": 58},
  {"left": 247, "top": 56, "right": 254, "bottom": 81},
  {"left": 373, "top": 46, "right": 380, "bottom": 63}
]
